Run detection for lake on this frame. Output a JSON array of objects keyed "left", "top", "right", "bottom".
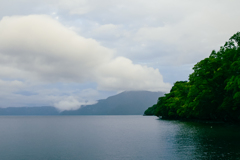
[{"left": 0, "top": 116, "right": 239, "bottom": 160}]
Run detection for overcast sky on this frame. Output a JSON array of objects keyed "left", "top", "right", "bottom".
[{"left": 0, "top": 0, "right": 240, "bottom": 111}]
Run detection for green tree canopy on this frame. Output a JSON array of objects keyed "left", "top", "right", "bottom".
[{"left": 144, "top": 32, "right": 240, "bottom": 122}]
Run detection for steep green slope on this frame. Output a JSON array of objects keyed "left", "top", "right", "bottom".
[{"left": 145, "top": 32, "right": 240, "bottom": 122}]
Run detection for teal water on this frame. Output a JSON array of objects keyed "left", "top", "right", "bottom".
[{"left": 0, "top": 116, "right": 239, "bottom": 160}]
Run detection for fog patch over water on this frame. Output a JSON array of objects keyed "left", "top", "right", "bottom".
[{"left": 54, "top": 96, "right": 97, "bottom": 111}]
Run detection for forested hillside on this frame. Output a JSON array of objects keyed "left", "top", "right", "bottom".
[{"left": 144, "top": 32, "right": 240, "bottom": 122}]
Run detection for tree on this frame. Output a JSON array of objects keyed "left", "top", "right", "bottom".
[{"left": 144, "top": 32, "right": 240, "bottom": 122}]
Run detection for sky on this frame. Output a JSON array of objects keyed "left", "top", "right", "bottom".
[{"left": 0, "top": 0, "right": 240, "bottom": 111}]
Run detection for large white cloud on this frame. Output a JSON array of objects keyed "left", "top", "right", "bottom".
[
  {"left": 0, "top": 15, "right": 113, "bottom": 82},
  {"left": 96, "top": 57, "right": 170, "bottom": 91},
  {"left": 0, "top": 15, "right": 171, "bottom": 93}
]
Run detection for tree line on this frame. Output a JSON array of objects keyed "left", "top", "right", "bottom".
[{"left": 144, "top": 32, "right": 240, "bottom": 122}]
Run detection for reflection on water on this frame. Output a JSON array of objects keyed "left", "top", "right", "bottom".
[
  {"left": 167, "top": 120, "right": 240, "bottom": 160},
  {"left": 0, "top": 116, "right": 239, "bottom": 160}
]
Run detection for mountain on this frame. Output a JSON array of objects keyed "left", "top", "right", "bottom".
[
  {"left": 61, "top": 91, "right": 165, "bottom": 115},
  {"left": 0, "top": 91, "right": 165, "bottom": 115},
  {"left": 0, "top": 106, "right": 59, "bottom": 115}
]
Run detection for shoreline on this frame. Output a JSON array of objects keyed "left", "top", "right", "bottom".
[{"left": 155, "top": 116, "right": 240, "bottom": 125}]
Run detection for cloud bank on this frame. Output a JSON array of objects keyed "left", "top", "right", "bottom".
[
  {"left": 0, "top": 15, "right": 170, "bottom": 91},
  {"left": 0, "top": 15, "right": 171, "bottom": 109}
]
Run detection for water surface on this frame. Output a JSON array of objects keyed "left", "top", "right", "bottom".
[{"left": 0, "top": 116, "right": 239, "bottom": 160}]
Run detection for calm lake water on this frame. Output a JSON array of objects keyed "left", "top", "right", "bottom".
[{"left": 0, "top": 116, "right": 239, "bottom": 160}]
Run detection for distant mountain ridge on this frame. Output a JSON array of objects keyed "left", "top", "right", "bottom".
[
  {"left": 61, "top": 91, "right": 164, "bottom": 115},
  {"left": 0, "top": 106, "right": 59, "bottom": 115},
  {"left": 0, "top": 91, "right": 165, "bottom": 115}
]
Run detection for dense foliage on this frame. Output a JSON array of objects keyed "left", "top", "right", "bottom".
[{"left": 144, "top": 32, "right": 240, "bottom": 122}]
